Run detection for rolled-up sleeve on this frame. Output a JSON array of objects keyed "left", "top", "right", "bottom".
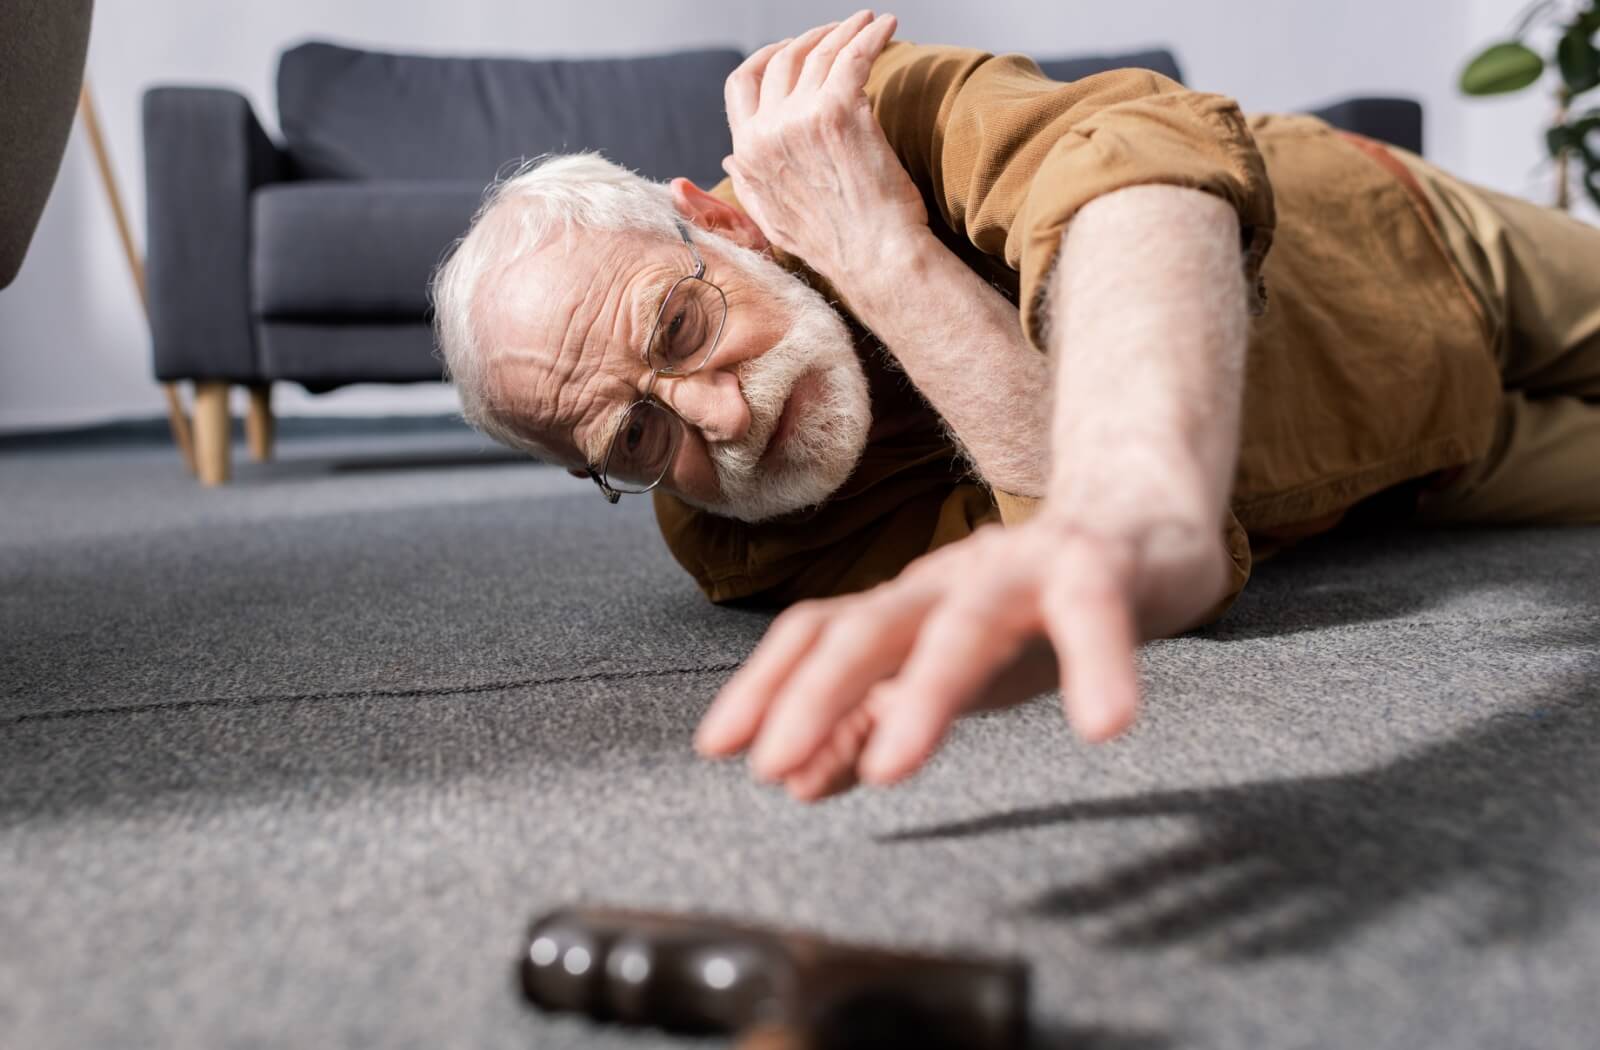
[{"left": 865, "top": 43, "right": 1276, "bottom": 350}]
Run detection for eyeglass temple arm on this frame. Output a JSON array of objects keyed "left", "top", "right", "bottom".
[
  {"left": 586, "top": 467, "right": 622, "bottom": 504},
  {"left": 675, "top": 219, "right": 705, "bottom": 280}
]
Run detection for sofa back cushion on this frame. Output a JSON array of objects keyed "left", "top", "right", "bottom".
[
  {"left": 276, "top": 41, "right": 741, "bottom": 186},
  {"left": 1034, "top": 48, "right": 1183, "bottom": 85}
]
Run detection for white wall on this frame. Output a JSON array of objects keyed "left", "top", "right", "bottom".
[{"left": 0, "top": 0, "right": 1573, "bottom": 432}]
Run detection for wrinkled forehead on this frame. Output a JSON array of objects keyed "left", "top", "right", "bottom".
[{"left": 476, "top": 224, "right": 678, "bottom": 463}]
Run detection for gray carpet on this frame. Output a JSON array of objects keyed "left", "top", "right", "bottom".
[{"left": 2, "top": 424, "right": 1597, "bottom": 1050}]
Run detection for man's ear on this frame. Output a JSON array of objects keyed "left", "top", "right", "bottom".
[
  {"left": 670, "top": 177, "right": 769, "bottom": 252},
  {"left": 566, "top": 467, "right": 589, "bottom": 479}
]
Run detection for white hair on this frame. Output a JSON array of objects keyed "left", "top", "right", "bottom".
[{"left": 429, "top": 152, "right": 679, "bottom": 458}]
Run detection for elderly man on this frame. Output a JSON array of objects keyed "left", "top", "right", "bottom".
[{"left": 432, "top": 12, "right": 1600, "bottom": 801}]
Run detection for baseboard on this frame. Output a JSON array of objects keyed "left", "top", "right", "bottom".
[{"left": 0, "top": 413, "right": 473, "bottom": 450}]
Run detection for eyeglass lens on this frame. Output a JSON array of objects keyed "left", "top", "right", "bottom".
[
  {"left": 646, "top": 276, "right": 726, "bottom": 375},
  {"left": 602, "top": 276, "right": 727, "bottom": 492},
  {"left": 602, "top": 400, "right": 683, "bottom": 492}
]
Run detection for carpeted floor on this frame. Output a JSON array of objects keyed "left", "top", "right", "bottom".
[{"left": 2, "top": 422, "right": 1597, "bottom": 1050}]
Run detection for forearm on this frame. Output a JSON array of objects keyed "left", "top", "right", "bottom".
[
  {"left": 835, "top": 228, "right": 1053, "bottom": 496},
  {"left": 1047, "top": 185, "right": 1249, "bottom": 528}
]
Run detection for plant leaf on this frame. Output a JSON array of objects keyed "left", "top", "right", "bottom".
[
  {"left": 1546, "top": 111, "right": 1600, "bottom": 158},
  {"left": 1461, "top": 41, "right": 1546, "bottom": 94},
  {"left": 1556, "top": 28, "right": 1600, "bottom": 93}
]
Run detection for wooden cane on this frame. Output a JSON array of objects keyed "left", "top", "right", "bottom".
[
  {"left": 77, "top": 79, "right": 197, "bottom": 474},
  {"left": 521, "top": 906, "right": 1030, "bottom": 1049}
]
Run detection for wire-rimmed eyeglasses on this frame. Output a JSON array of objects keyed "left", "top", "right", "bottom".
[{"left": 585, "top": 220, "right": 728, "bottom": 503}]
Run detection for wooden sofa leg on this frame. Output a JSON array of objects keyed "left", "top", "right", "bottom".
[
  {"left": 192, "top": 381, "right": 232, "bottom": 486},
  {"left": 246, "top": 383, "right": 274, "bottom": 463}
]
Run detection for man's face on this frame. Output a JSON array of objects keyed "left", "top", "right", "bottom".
[{"left": 479, "top": 219, "right": 871, "bottom": 522}]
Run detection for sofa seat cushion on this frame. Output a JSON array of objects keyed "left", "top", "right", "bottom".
[
  {"left": 252, "top": 180, "right": 482, "bottom": 319},
  {"left": 257, "top": 320, "right": 443, "bottom": 386},
  {"left": 276, "top": 41, "right": 740, "bottom": 187}
]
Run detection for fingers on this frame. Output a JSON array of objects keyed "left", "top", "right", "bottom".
[
  {"left": 695, "top": 601, "right": 830, "bottom": 757},
  {"left": 1042, "top": 554, "right": 1141, "bottom": 742},
  {"left": 746, "top": 578, "right": 944, "bottom": 780},
  {"left": 700, "top": 516, "right": 1151, "bottom": 807},
  {"left": 856, "top": 585, "right": 1035, "bottom": 784},
  {"left": 733, "top": 11, "right": 888, "bottom": 116},
  {"left": 725, "top": 38, "right": 789, "bottom": 124},
  {"left": 759, "top": 20, "right": 844, "bottom": 108},
  {"left": 796, "top": 9, "right": 878, "bottom": 90},
  {"left": 783, "top": 706, "right": 874, "bottom": 803},
  {"left": 981, "top": 638, "right": 1062, "bottom": 711},
  {"left": 827, "top": 12, "right": 898, "bottom": 92}
]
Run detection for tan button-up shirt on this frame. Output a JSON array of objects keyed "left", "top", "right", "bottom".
[{"left": 653, "top": 42, "right": 1499, "bottom": 613}]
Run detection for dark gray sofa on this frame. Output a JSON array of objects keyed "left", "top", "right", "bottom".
[{"left": 142, "top": 41, "right": 1423, "bottom": 482}]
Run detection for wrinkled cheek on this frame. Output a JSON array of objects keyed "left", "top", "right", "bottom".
[{"left": 666, "top": 441, "right": 726, "bottom": 506}]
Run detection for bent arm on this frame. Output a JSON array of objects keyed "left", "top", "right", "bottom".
[
  {"left": 836, "top": 228, "right": 1052, "bottom": 497},
  {"left": 863, "top": 42, "right": 1274, "bottom": 352},
  {"left": 812, "top": 110, "right": 1255, "bottom": 558}
]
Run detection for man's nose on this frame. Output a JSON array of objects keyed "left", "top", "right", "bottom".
[{"left": 657, "top": 368, "right": 750, "bottom": 445}]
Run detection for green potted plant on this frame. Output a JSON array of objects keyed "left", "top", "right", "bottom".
[{"left": 1460, "top": 0, "right": 1600, "bottom": 209}]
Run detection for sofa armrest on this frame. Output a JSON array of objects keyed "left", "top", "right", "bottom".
[
  {"left": 1305, "top": 96, "right": 1424, "bottom": 155},
  {"left": 143, "top": 86, "right": 287, "bottom": 382}
]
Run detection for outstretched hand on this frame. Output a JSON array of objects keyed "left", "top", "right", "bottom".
[{"left": 695, "top": 511, "right": 1234, "bottom": 802}]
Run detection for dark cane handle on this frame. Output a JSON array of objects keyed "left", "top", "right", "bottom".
[{"left": 521, "top": 906, "right": 1029, "bottom": 1050}]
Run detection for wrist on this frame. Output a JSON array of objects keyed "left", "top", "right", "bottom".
[
  {"left": 824, "top": 224, "right": 938, "bottom": 317},
  {"left": 1049, "top": 438, "right": 1224, "bottom": 532}
]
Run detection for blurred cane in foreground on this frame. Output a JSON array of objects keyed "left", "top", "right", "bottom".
[{"left": 522, "top": 907, "right": 1031, "bottom": 1050}]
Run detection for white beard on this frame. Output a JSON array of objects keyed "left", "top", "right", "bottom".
[{"left": 678, "top": 241, "right": 872, "bottom": 524}]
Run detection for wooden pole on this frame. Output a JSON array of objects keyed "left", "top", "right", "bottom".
[
  {"left": 77, "top": 79, "right": 197, "bottom": 474},
  {"left": 1555, "top": 89, "right": 1572, "bottom": 212}
]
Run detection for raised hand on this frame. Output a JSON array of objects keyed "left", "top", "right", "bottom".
[{"left": 720, "top": 11, "right": 927, "bottom": 285}]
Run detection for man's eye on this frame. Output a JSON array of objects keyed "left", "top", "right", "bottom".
[
  {"left": 659, "top": 299, "right": 704, "bottom": 363},
  {"left": 624, "top": 418, "right": 647, "bottom": 453},
  {"left": 663, "top": 310, "right": 692, "bottom": 360}
]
